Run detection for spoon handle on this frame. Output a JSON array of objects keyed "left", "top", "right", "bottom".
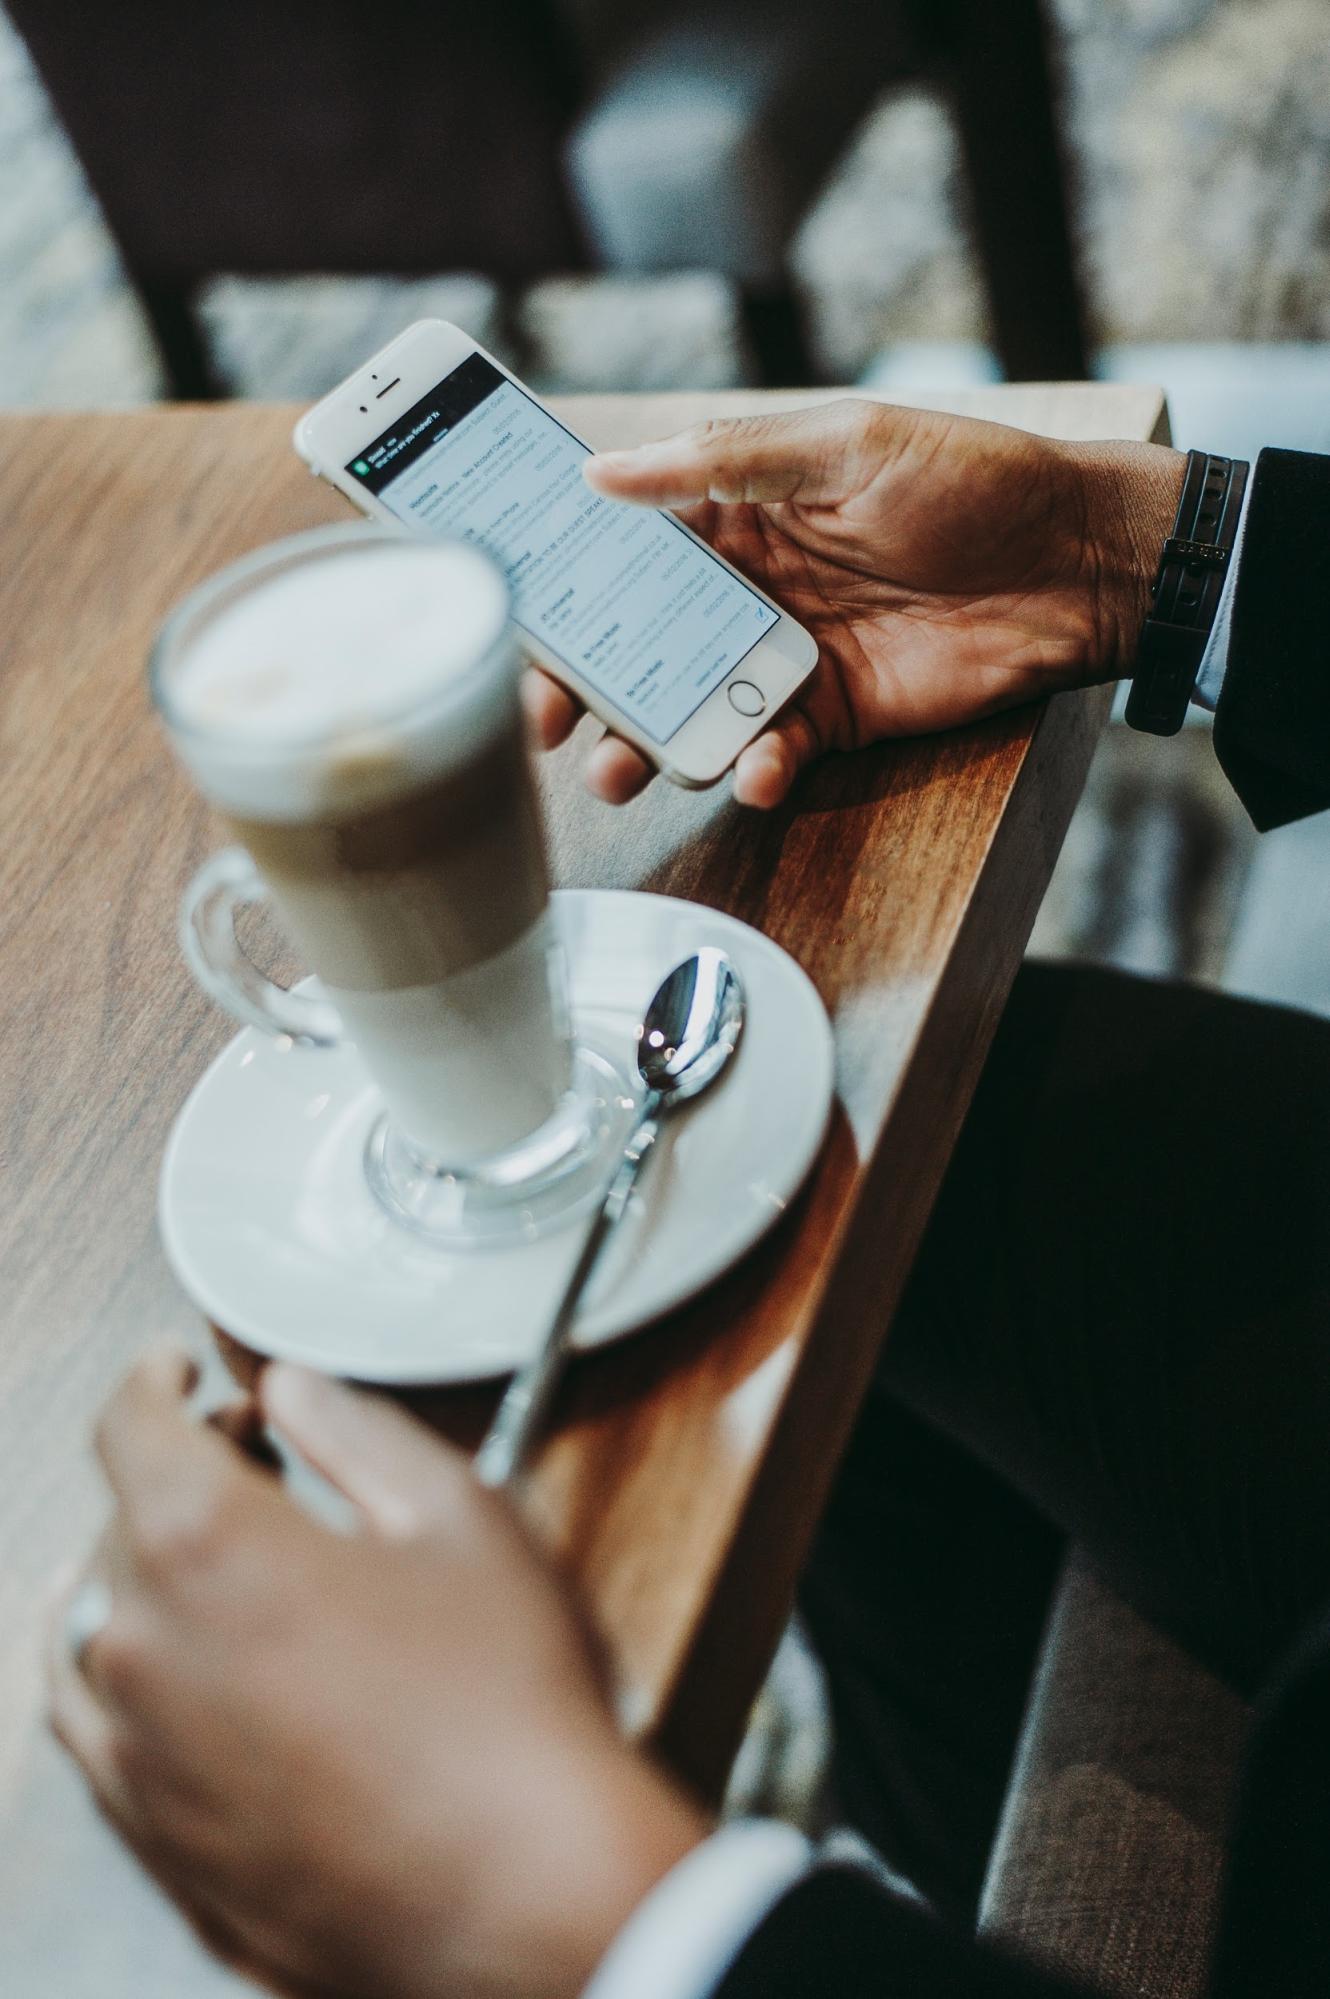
[{"left": 473, "top": 1097, "right": 662, "bottom": 1491}]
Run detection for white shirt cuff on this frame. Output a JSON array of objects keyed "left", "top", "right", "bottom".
[
  {"left": 1191, "top": 483, "right": 1251, "bottom": 712},
  {"left": 582, "top": 1820, "right": 812, "bottom": 1999}
]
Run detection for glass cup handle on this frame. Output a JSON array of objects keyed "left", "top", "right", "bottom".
[{"left": 180, "top": 846, "right": 342, "bottom": 1046}]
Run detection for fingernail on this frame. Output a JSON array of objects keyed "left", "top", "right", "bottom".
[
  {"left": 744, "top": 742, "right": 783, "bottom": 781},
  {"left": 734, "top": 746, "right": 784, "bottom": 810},
  {"left": 587, "top": 444, "right": 668, "bottom": 477}
]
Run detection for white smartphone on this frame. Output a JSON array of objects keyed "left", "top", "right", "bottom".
[{"left": 293, "top": 319, "right": 818, "bottom": 787}]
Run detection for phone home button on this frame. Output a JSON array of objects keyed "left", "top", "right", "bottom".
[{"left": 727, "top": 680, "right": 766, "bottom": 718}]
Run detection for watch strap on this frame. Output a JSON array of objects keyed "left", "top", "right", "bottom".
[{"left": 1125, "top": 450, "right": 1249, "bottom": 736}]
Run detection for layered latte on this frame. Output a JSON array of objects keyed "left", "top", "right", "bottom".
[{"left": 164, "top": 537, "right": 567, "bottom": 1166}]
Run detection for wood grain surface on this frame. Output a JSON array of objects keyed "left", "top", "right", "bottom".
[{"left": 0, "top": 381, "right": 1166, "bottom": 1995}]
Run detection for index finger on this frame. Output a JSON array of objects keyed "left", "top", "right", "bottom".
[
  {"left": 583, "top": 402, "right": 872, "bottom": 509},
  {"left": 93, "top": 1349, "right": 249, "bottom": 1536}
]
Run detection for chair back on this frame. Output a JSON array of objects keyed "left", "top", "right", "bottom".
[{"left": 9, "top": 1, "right": 587, "bottom": 283}]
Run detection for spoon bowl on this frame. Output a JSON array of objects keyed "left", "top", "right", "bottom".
[{"left": 637, "top": 946, "right": 744, "bottom": 1106}]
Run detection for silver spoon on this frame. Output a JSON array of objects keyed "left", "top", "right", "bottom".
[{"left": 473, "top": 947, "right": 745, "bottom": 1489}]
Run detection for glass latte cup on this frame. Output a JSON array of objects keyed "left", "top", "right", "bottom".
[{"left": 151, "top": 524, "right": 623, "bottom": 1245}]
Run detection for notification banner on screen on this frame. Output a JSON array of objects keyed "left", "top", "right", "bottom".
[{"left": 348, "top": 357, "right": 778, "bottom": 745}]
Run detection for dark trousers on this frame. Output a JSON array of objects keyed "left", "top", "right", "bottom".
[{"left": 800, "top": 962, "right": 1330, "bottom": 1919}]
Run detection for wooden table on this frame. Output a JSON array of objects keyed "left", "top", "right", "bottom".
[{"left": 0, "top": 381, "right": 1167, "bottom": 1995}]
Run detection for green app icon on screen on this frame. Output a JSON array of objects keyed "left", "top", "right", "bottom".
[{"left": 353, "top": 460, "right": 370, "bottom": 476}]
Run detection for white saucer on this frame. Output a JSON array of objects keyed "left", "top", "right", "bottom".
[{"left": 159, "top": 889, "right": 835, "bottom": 1384}]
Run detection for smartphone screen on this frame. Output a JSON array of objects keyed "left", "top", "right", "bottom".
[{"left": 346, "top": 355, "right": 779, "bottom": 746}]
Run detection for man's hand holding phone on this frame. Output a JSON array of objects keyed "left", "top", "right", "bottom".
[
  {"left": 295, "top": 323, "right": 817, "bottom": 787},
  {"left": 528, "top": 399, "right": 1185, "bottom": 808}
]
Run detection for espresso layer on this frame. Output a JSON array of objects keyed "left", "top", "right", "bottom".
[{"left": 229, "top": 731, "right": 549, "bottom": 993}]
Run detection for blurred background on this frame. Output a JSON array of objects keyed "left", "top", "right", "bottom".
[
  {"left": 5, "top": 0, "right": 1326, "bottom": 1019},
  {"left": 2, "top": 0, "right": 1327, "bottom": 1877}
]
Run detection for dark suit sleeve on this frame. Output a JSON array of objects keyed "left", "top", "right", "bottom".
[
  {"left": 1213, "top": 447, "right": 1330, "bottom": 830},
  {"left": 711, "top": 1863, "right": 1093, "bottom": 1999},
  {"left": 1209, "top": 1609, "right": 1330, "bottom": 1999}
]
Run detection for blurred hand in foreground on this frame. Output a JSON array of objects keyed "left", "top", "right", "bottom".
[
  {"left": 49, "top": 1352, "right": 703, "bottom": 1999},
  {"left": 523, "top": 399, "right": 1183, "bottom": 808}
]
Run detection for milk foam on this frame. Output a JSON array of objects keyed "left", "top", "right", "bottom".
[{"left": 164, "top": 538, "right": 516, "bottom": 820}]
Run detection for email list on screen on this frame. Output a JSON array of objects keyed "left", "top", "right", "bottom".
[{"left": 349, "top": 355, "right": 779, "bottom": 746}]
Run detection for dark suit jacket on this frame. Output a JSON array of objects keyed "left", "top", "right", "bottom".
[
  {"left": 716, "top": 444, "right": 1330, "bottom": 1999},
  {"left": 1214, "top": 449, "right": 1330, "bottom": 829}
]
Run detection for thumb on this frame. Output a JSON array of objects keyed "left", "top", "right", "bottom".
[
  {"left": 261, "top": 1364, "right": 471, "bottom": 1538},
  {"left": 584, "top": 400, "right": 877, "bottom": 509}
]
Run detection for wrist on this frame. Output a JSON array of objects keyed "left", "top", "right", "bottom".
[
  {"left": 492, "top": 1744, "right": 710, "bottom": 1999},
  {"left": 1063, "top": 441, "right": 1187, "bottom": 679}
]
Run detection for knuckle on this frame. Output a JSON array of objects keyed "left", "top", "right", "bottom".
[
  {"left": 691, "top": 421, "right": 748, "bottom": 501},
  {"left": 90, "top": 1615, "right": 154, "bottom": 1702},
  {"left": 112, "top": 1726, "right": 172, "bottom": 1805},
  {"left": 828, "top": 397, "right": 888, "bottom": 458},
  {"left": 688, "top": 415, "right": 740, "bottom": 451},
  {"left": 127, "top": 1351, "right": 175, "bottom": 1400},
  {"left": 133, "top": 1480, "right": 237, "bottom": 1583},
  {"left": 689, "top": 414, "right": 744, "bottom": 455},
  {"left": 97, "top": 1353, "right": 174, "bottom": 1445}
]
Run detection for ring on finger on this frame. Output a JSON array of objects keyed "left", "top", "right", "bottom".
[{"left": 63, "top": 1576, "right": 113, "bottom": 1675}]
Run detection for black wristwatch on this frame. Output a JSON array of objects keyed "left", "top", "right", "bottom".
[{"left": 1125, "top": 450, "right": 1249, "bottom": 736}]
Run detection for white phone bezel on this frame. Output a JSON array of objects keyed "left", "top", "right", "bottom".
[{"left": 293, "top": 318, "right": 818, "bottom": 787}]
